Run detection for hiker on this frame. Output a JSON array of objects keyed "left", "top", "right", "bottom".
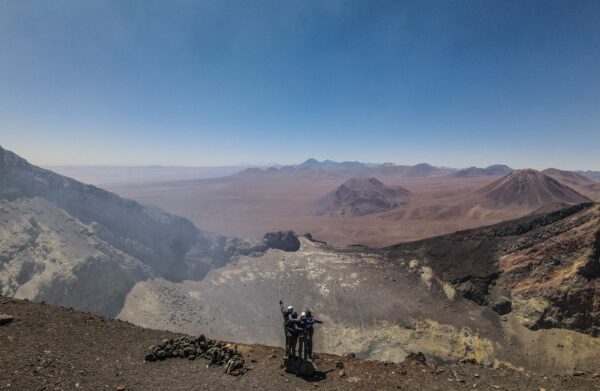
[
  {"left": 286, "top": 311, "right": 300, "bottom": 358},
  {"left": 305, "top": 310, "right": 323, "bottom": 361},
  {"left": 297, "top": 312, "right": 308, "bottom": 360},
  {"left": 279, "top": 300, "right": 293, "bottom": 356}
]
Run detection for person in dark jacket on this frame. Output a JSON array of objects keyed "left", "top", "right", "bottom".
[
  {"left": 279, "top": 300, "right": 293, "bottom": 356},
  {"left": 297, "top": 312, "right": 309, "bottom": 360},
  {"left": 285, "top": 312, "right": 300, "bottom": 358},
  {"left": 304, "top": 310, "right": 323, "bottom": 361}
]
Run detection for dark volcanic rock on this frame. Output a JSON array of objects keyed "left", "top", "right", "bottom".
[
  {"left": 491, "top": 296, "right": 512, "bottom": 315},
  {"left": 404, "top": 352, "right": 427, "bottom": 365},
  {"left": 283, "top": 357, "right": 315, "bottom": 377},
  {"left": 0, "top": 313, "right": 14, "bottom": 325},
  {"left": 145, "top": 335, "right": 246, "bottom": 375},
  {"left": 454, "top": 275, "right": 498, "bottom": 305},
  {"left": 579, "top": 231, "right": 600, "bottom": 280},
  {"left": 262, "top": 231, "right": 300, "bottom": 252},
  {"left": 578, "top": 259, "right": 600, "bottom": 280}
]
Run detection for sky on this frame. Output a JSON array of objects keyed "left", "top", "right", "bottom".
[{"left": 1, "top": 0, "right": 599, "bottom": 169}]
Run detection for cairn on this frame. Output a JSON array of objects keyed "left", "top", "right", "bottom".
[{"left": 145, "top": 335, "right": 246, "bottom": 376}]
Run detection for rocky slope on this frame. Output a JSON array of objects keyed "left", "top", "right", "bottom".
[
  {"left": 543, "top": 168, "right": 600, "bottom": 201},
  {"left": 390, "top": 202, "right": 600, "bottom": 336},
  {"left": 0, "top": 146, "right": 294, "bottom": 317},
  {"left": 542, "top": 168, "right": 595, "bottom": 188},
  {"left": 314, "top": 177, "right": 411, "bottom": 216},
  {"left": 1, "top": 296, "right": 598, "bottom": 390}
]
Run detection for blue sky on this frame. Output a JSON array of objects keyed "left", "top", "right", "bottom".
[{"left": 1, "top": 0, "right": 599, "bottom": 169}]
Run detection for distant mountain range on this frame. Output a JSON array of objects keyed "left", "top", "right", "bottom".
[
  {"left": 237, "top": 160, "right": 456, "bottom": 179},
  {"left": 455, "top": 165, "right": 513, "bottom": 177},
  {"left": 297, "top": 158, "right": 376, "bottom": 170},
  {"left": 577, "top": 170, "right": 600, "bottom": 181},
  {"left": 235, "top": 159, "right": 600, "bottom": 184}
]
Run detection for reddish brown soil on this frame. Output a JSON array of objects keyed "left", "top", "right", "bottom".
[
  {"left": 1, "top": 297, "right": 598, "bottom": 390},
  {"left": 105, "top": 171, "right": 600, "bottom": 247},
  {"left": 104, "top": 175, "right": 507, "bottom": 246}
]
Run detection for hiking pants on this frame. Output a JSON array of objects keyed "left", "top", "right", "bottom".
[
  {"left": 298, "top": 335, "right": 307, "bottom": 360},
  {"left": 284, "top": 326, "right": 290, "bottom": 353},
  {"left": 306, "top": 327, "right": 314, "bottom": 358},
  {"left": 288, "top": 334, "right": 298, "bottom": 358}
]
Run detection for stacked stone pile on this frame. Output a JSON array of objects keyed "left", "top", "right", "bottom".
[{"left": 144, "top": 335, "right": 246, "bottom": 376}]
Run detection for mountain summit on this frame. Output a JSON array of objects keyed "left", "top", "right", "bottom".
[
  {"left": 476, "top": 169, "right": 591, "bottom": 208},
  {"left": 314, "top": 177, "right": 410, "bottom": 216}
]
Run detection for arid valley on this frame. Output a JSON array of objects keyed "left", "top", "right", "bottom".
[{"left": 90, "top": 162, "right": 600, "bottom": 247}]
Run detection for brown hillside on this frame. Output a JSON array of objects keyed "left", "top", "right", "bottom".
[
  {"left": 314, "top": 177, "right": 410, "bottom": 216},
  {"left": 1, "top": 297, "right": 598, "bottom": 390},
  {"left": 475, "top": 169, "right": 591, "bottom": 208}
]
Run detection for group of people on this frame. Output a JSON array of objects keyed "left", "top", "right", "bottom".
[{"left": 279, "top": 300, "right": 323, "bottom": 361}]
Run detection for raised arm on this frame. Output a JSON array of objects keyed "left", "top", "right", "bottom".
[{"left": 279, "top": 300, "right": 285, "bottom": 314}]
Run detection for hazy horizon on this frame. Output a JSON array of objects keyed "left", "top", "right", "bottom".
[{"left": 1, "top": 1, "right": 600, "bottom": 170}]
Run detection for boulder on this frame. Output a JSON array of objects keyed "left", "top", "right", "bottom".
[
  {"left": 491, "top": 296, "right": 512, "bottom": 315},
  {"left": 263, "top": 231, "right": 300, "bottom": 252},
  {"left": 0, "top": 314, "right": 14, "bottom": 326},
  {"left": 456, "top": 280, "right": 487, "bottom": 305},
  {"left": 578, "top": 258, "right": 600, "bottom": 280},
  {"left": 404, "top": 352, "right": 427, "bottom": 365},
  {"left": 283, "top": 358, "right": 315, "bottom": 377}
]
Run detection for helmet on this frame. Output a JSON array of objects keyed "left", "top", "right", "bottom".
[
  {"left": 300, "top": 312, "right": 306, "bottom": 318},
  {"left": 287, "top": 305, "right": 293, "bottom": 313}
]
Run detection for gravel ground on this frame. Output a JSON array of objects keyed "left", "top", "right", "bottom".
[{"left": 1, "top": 297, "right": 599, "bottom": 391}]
